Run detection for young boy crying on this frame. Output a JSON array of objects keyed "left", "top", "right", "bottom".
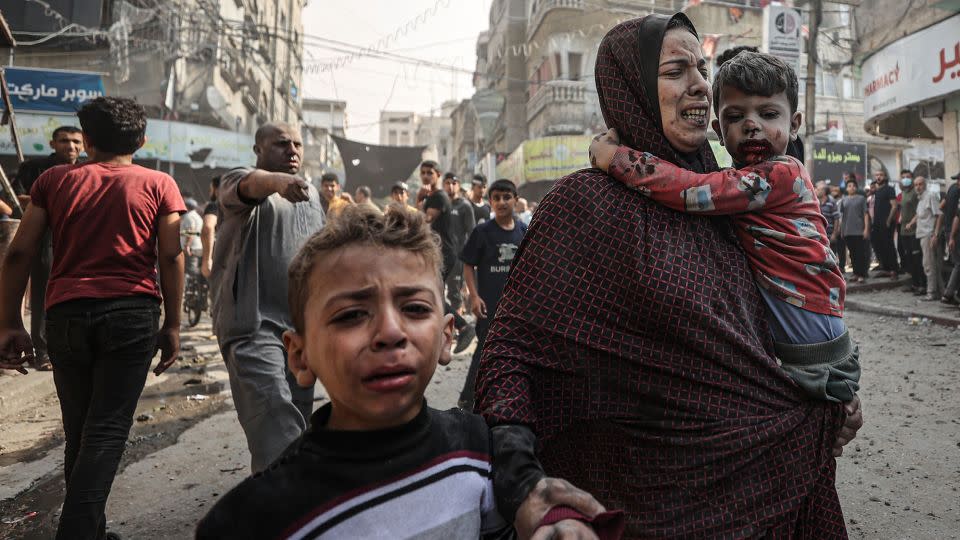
[{"left": 196, "top": 205, "right": 514, "bottom": 538}]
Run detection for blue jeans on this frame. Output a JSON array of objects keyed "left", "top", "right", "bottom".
[{"left": 45, "top": 295, "right": 160, "bottom": 540}]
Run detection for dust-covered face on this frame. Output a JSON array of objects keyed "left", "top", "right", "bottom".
[
  {"left": 657, "top": 28, "right": 711, "bottom": 154},
  {"left": 289, "top": 246, "right": 453, "bottom": 431}
]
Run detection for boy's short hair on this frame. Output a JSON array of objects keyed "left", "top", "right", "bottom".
[
  {"left": 320, "top": 172, "right": 339, "bottom": 184},
  {"left": 715, "top": 45, "right": 759, "bottom": 68},
  {"left": 846, "top": 179, "right": 859, "bottom": 189},
  {"left": 443, "top": 172, "right": 458, "bottom": 182},
  {"left": 900, "top": 169, "right": 913, "bottom": 176},
  {"left": 420, "top": 160, "right": 440, "bottom": 174},
  {"left": 76, "top": 97, "right": 146, "bottom": 155},
  {"left": 356, "top": 185, "right": 372, "bottom": 198},
  {"left": 488, "top": 179, "right": 517, "bottom": 196},
  {"left": 712, "top": 51, "right": 799, "bottom": 114},
  {"left": 51, "top": 125, "right": 82, "bottom": 140},
  {"left": 391, "top": 181, "right": 408, "bottom": 193},
  {"left": 287, "top": 205, "right": 442, "bottom": 333}
]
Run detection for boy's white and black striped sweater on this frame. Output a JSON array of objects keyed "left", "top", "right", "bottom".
[{"left": 196, "top": 403, "right": 513, "bottom": 539}]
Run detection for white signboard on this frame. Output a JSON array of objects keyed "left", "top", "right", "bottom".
[
  {"left": 762, "top": 5, "right": 802, "bottom": 73},
  {"left": 861, "top": 14, "right": 960, "bottom": 122},
  {"left": 0, "top": 113, "right": 255, "bottom": 168}
]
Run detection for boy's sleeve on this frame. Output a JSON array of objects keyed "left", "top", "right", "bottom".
[
  {"left": 460, "top": 227, "right": 483, "bottom": 266},
  {"left": 608, "top": 146, "right": 810, "bottom": 215}
]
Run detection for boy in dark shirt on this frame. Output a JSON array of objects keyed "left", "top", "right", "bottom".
[
  {"left": 458, "top": 179, "right": 527, "bottom": 409},
  {"left": 197, "top": 205, "right": 607, "bottom": 539}
]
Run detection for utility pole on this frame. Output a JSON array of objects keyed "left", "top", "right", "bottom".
[{"left": 804, "top": 0, "right": 821, "bottom": 178}]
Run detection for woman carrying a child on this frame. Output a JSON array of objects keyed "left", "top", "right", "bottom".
[{"left": 476, "top": 13, "right": 863, "bottom": 538}]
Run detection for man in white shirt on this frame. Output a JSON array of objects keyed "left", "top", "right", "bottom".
[{"left": 909, "top": 177, "right": 942, "bottom": 300}]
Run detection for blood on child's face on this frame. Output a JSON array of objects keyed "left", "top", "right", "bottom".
[
  {"left": 299, "top": 246, "right": 453, "bottom": 431},
  {"left": 713, "top": 85, "right": 800, "bottom": 165}
]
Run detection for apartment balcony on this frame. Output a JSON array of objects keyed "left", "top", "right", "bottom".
[
  {"left": 527, "top": 0, "right": 585, "bottom": 41},
  {"left": 526, "top": 80, "right": 588, "bottom": 137}
]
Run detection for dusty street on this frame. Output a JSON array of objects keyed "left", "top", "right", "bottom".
[{"left": 1, "top": 303, "right": 959, "bottom": 539}]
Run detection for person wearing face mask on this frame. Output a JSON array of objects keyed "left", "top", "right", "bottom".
[
  {"left": 898, "top": 170, "right": 925, "bottom": 295},
  {"left": 476, "top": 15, "right": 862, "bottom": 538}
]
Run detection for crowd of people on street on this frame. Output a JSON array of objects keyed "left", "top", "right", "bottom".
[
  {"left": 814, "top": 168, "right": 960, "bottom": 304},
  {"left": 9, "top": 9, "right": 942, "bottom": 539}
]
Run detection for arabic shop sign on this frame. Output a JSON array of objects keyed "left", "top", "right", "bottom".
[
  {"left": 812, "top": 142, "right": 867, "bottom": 184},
  {"left": 0, "top": 112, "right": 255, "bottom": 168},
  {"left": 861, "top": 14, "right": 960, "bottom": 122},
  {"left": 2, "top": 67, "right": 106, "bottom": 114}
]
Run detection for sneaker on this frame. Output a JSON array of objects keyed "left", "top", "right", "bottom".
[
  {"left": 922, "top": 294, "right": 938, "bottom": 301},
  {"left": 454, "top": 325, "right": 476, "bottom": 354},
  {"left": 940, "top": 295, "right": 958, "bottom": 305}
]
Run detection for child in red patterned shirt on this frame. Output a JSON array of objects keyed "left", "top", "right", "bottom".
[{"left": 590, "top": 51, "right": 859, "bottom": 403}]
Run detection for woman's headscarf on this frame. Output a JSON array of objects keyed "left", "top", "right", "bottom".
[
  {"left": 475, "top": 13, "right": 846, "bottom": 538},
  {"left": 594, "top": 13, "right": 718, "bottom": 173}
]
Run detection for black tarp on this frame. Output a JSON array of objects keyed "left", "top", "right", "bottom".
[{"left": 331, "top": 135, "right": 425, "bottom": 198}]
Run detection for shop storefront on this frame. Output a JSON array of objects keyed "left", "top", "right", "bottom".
[
  {"left": 0, "top": 112, "right": 255, "bottom": 196},
  {"left": 861, "top": 14, "right": 960, "bottom": 179}
]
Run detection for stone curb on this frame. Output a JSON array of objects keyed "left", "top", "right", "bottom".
[
  {"left": 846, "top": 276, "right": 912, "bottom": 294},
  {"left": 844, "top": 299, "right": 960, "bottom": 328}
]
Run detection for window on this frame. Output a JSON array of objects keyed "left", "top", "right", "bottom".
[
  {"left": 389, "top": 130, "right": 398, "bottom": 146},
  {"left": 823, "top": 71, "right": 839, "bottom": 97},
  {"left": 554, "top": 53, "right": 563, "bottom": 80},
  {"left": 568, "top": 52, "right": 582, "bottom": 81},
  {"left": 843, "top": 76, "right": 862, "bottom": 99}
]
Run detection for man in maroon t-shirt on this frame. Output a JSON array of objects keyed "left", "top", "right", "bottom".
[{"left": 0, "top": 97, "right": 185, "bottom": 540}]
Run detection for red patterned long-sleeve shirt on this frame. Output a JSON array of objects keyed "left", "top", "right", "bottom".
[{"left": 609, "top": 147, "right": 844, "bottom": 317}]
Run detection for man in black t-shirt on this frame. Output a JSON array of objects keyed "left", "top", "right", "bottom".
[
  {"left": 469, "top": 174, "right": 492, "bottom": 225},
  {"left": 421, "top": 161, "right": 475, "bottom": 353},
  {"left": 869, "top": 170, "right": 899, "bottom": 277},
  {"left": 12, "top": 126, "right": 84, "bottom": 370},
  {"left": 458, "top": 179, "right": 527, "bottom": 409},
  {"left": 442, "top": 173, "right": 476, "bottom": 317}
]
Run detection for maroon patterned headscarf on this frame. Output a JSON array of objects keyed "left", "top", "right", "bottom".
[
  {"left": 595, "top": 13, "right": 718, "bottom": 173},
  {"left": 475, "top": 13, "right": 847, "bottom": 538}
]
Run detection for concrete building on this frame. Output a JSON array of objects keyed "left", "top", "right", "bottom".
[
  {"left": 415, "top": 100, "right": 457, "bottom": 173},
  {"left": 524, "top": 0, "right": 676, "bottom": 140},
  {"left": 474, "top": 0, "right": 529, "bottom": 156},
  {"left": 1, "top": 0, "right": 305, "bottom": 193},
  {"left": 851, "top": 1, "right": 960, "bottom": 181},
  {"left": 301, "top": 98, "right": 346, "bottom": 182},
  {"left": 379, "top": 111, "right": 416, "bottom": 147}
]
